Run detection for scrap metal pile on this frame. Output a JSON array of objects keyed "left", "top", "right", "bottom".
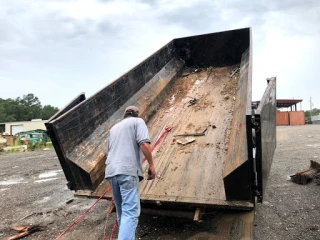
[{"left": 290, "top": 160, "right": 320, "bottom": 185}]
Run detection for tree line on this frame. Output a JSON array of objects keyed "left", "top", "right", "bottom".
[
  {"left": 1, "top": 94, "right": 318, "bottom": 124},
  {"left": 304, "top": 108, "right": 320, "bottom": 120},
  {"left": 0, "top": 94, "right": 59, "bottom": 123}
]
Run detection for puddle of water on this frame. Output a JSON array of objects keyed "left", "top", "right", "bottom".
[
  {"left": 39, "top": 171, "right": 57, "bottom": 178},
  {"left": 25, "top": 155, "right": 44, "bottom": 159},
  {"left": 0, "top": 178, "right": 28, "bottom": 186},
  {"left": 0, "top": 188, "right": 9, "bottom": 191},
  {"left": 305, "top": 144, "right": 320, "bottom": 147},
  {"left": 35, "top": 196, "right": 52, "bottom": 204},
  {"left": 34, "top": 178, "right": 58, "bottom": 183},
  {"left": 39, "top": 170, "right": 62, "bottom": 179},
  {"left": 12, "top": 166, "right": 19, "bottom": 169}
]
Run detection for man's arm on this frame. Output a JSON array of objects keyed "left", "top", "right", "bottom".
[{"left": 140, "top": 142, "right": 156, "bottom": 180}]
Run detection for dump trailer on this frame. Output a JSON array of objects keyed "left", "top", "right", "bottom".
[{"left": 46, "top": 28, "right": 276, "bottom": 218}]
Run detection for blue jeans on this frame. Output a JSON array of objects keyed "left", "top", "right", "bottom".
[{"left": 107, "top": 175, "right": 140, "bottom": 240}]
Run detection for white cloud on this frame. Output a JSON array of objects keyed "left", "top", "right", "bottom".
[
  {"left": 48, "top": 0, "right": 151, "bottom": 20},
  {"left": 252, "top": 7, "right": 320, "bottom": 110},
  {"left": 0, "top": 0, "right": 319, "bottom": 110}
]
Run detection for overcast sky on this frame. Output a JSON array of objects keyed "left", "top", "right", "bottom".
[{"left": 1, "top": 0, "right": 319, "bottom": 111}]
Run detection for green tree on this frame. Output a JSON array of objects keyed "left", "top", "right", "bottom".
[
  {"left": 18, "top": 94, "right": 42, "bottom": 120},
  {"left": 18, "top": 94, "right": 41, "bottom": 107},
  {"left": 0, "top": 101, "right": 16, "bottom": 122},
  {"left": 0, "top": 98, "right": 18, "bottom": 122},
  {"left": 0, "top": 94, "right": 59, "bottom": 123},
  {"left": 41, "top": 105, "right": 59, "bottom": 120},
  {"left": 304, "top": 108, "right": 320, "bottom": 120}
]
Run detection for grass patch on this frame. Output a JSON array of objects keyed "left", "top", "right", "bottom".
[{"left": 0, "top": 142, "right": 54, "bottom": 154}]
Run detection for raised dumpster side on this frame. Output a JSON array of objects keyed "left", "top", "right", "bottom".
[
  {"left": 255, "top": 77, "right": 277, "bottom": 202},
  {"left": 222, "top": 47, "right": 254, "bottom": 202},
  {"left": 45, "top": 28, "right": 274, "bottom": 210},
  {"left": 45, "top": 93, "right": 86, "bottom": 189},
  {"left": 46, "top": 42, "right": 178, "bottom": 191}
]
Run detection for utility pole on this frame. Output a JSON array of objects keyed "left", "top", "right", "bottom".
[{"left": 309, "top": 97, "right": 313, "bottom": 121}]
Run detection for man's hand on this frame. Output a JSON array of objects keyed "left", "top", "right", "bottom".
[
  {"left": 147, "top": 164, "right": 156, "bottom": 180},
  {"left": 140, "top": 142, "right": 156, "bottom": 180}
]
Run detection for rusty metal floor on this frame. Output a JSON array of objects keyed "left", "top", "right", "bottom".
[
  {"left": 76, "top": 67, "right": 253, "bottom": 210},
  {"left": 139, "top": 67, "right": 243, "bottom": 207}
]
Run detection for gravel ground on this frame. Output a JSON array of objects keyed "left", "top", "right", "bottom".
[
  {"left": 0, "top": 125, "right": 319, "bottom": 239},
  {"left": 254, "top": 125, "right": 320, "bottom": 240},
  {"left": 0, "top": 150, "right": 111, "bottom": 240}
]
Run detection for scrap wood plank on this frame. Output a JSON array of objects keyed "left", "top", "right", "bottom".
[
  {"left": 193, "top": 208, "right": 204, "bottom": 221},
  {"left": 5, "top": 225, "right": 45, "bottom": 240}
]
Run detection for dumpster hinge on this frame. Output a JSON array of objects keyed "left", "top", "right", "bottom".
[{"left": 251, "top": 116, "right": 261, "bottom": 200}]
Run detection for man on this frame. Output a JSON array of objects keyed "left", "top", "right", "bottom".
[{"left": 105, "top": 106, "right": 156, "bottom": 240}]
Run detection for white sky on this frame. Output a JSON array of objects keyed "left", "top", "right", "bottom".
[{"left": 1, "top": 0, "right": 319, "bottom": 110}]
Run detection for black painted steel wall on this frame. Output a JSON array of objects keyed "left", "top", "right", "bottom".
[
  {"left": 255, "top": 77, "right": 277, "bottom": 202},
  {"left": 47, "top": 28, "right": 252, "bottom": 193},
  {"left": 174, "top": 28, "right": 250, "bottom": 67}
]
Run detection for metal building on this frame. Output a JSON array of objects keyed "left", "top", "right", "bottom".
[
  {"left": 253, "top": 99, "right": 304, "bottom": 126},
  {"left": 0, "top": 120, "right": 48, "bottom": 135}
]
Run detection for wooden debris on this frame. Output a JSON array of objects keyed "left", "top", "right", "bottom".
[
  {"left": 176, "top": 137, "right": 196, "bottom": 145},
  {"left": 193, "top": 208, "right": 204, "bottom": 221},
  {"left": 7, "top": 225, "right": 45, "bottom": 240},
  {"left": 19, "top": 212, "right": 36, "bottom": 221},
  {"left": 290, "top": 160, "right": 320, "bottom": 185}
]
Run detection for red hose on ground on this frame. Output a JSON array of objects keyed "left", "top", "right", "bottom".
[
  {"left": 103, "top": 199, "right": 114, "bottom": 240},
  {"left": 110, "top": 218, "right": 117, "bottom": 240},
  {"left": 55, "top": 187, "right": 111, "bottom": 240},
  {"left": 56, "top": 126, "right": 172, "bottom": 240}
]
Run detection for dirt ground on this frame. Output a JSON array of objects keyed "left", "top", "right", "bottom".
[{"left": 0, "top": 125, "right": 319, "bottom": 240}]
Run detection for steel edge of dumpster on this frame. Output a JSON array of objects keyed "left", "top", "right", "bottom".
[{"left": 46, "top": 27, "right": 275, "bottom": 210}]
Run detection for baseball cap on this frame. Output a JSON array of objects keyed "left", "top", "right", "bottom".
[{"left": 124, "top": 106, "right": 139, "bottom": 115}]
